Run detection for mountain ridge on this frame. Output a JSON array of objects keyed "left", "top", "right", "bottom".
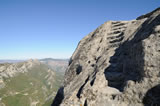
[{"left": 0, "top": 59, "right": 63, "bottom": 106}]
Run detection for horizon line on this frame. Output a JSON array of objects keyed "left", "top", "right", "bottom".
[{"left": 0, "top": 57, "right": 70, "bottom": 60}]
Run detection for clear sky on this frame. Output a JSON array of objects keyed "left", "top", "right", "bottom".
[{"left": 0, "top": 0, "right": 159, "bottom": 59}]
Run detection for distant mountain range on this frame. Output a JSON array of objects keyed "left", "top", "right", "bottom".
[
  {"left": 40, "top": 58, "right": 68, "bottom": 74},
  {"left": 0, "top": 58, "right": 69, "bottom": 74},
  {"left": 39, "top": 58, "right": 69, "bottom": 62},
  {"left": 0, "top": 58, "right": 69, "bottom": 63},
  {"left": 0, "top": 60, "right": 25, "bottom": 63}
]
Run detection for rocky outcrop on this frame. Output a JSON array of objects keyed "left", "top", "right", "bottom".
[{"left": 52, "top": 8, "right": 160, "bottom": 106}]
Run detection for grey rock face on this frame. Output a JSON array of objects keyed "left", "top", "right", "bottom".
[{"left": 52, "top": 8, "right": 160, "bottom": 106}]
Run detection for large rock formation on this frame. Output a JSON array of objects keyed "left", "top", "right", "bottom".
[{"left": 52, "top": 8, "right": 160, "bottom": 106}]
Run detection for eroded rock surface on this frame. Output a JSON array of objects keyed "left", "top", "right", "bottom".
[{"left": 52, "top": 8, "right": 160, "bottom": 106}]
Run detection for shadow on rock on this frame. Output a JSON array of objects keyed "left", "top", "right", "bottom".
[
  {"left": 104, "top": 14, "right": 160, "bottom": 92},
  {"left": 143, "top": 84, "right": 160, "bottom": 106},
  {"left": 52, "top": 87, "right": 64, "bottom": 106}
]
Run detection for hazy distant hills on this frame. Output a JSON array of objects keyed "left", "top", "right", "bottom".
[
  {"left": 40, "top": 58, "right": 68, "bottom": 74},
  {"left": 39, "top": 58, "right": 69, "bottom": 62},
  {"left": 0, "top": 59, "right": 63, "bottom": 106},
  {"left": 0, "top": 58, "right": 69, "bottom": 74},
  {"left": 0, "top": 60, "right": 25, "bottom": 63}
]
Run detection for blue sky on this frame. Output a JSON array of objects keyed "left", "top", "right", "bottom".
[{"left": 0, "top": 0, "right": 159, "bottom": 59}]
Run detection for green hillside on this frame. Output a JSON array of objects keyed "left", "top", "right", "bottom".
[{"left": 0, "top": 62, "right": 63, "bottom": 106}]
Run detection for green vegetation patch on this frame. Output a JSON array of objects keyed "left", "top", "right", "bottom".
[{"left": 0, "top": 63, "right": 63, "bottom": 106}]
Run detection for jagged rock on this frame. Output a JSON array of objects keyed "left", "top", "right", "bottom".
[{"left": 52, "top": 8, "right": 160, "bottom": 106}]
